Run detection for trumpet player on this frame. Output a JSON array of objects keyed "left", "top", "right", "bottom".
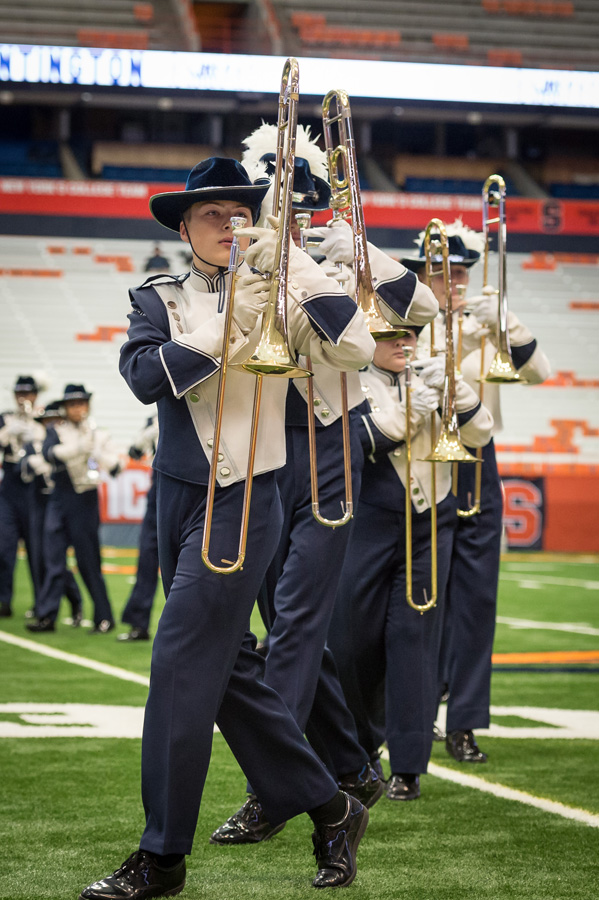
[
  {"left": 27, "top": 384, "right": 121, "bottom": 635},
  {"left": 80, "top": 155, "right": 375, "bottom": 900},
  {"left": 0, "top": 374, "right": 46, "bottom": 617},
  {"left": 328, "top": 325, "right": 493, "bottom": 801},
  {"left": 402, "top": 219, "right": 550, "bottom": 763}
]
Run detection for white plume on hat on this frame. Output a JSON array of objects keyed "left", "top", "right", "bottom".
[
  {"left": 32, "top": 370, "right": 51, "bottom": 393},
  {"left": 413, "top": 218, "right": 485, "bottom": 255},
  {"left": 241, "top": 123, "right": 329, "bottom": 226}
]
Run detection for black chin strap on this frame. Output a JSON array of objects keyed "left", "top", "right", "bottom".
[{"left": 181, "top": 222, "right": 227, "bottom": 273}]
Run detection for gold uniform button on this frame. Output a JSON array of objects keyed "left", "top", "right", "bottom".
[
  {"left": 189, "top": 393, "right": 199, "bottom": 403},
  {"left": 167, "top": 301, "right": 177, "bottom": 309},
  {"left": 217, "top": 453, "right": 224, "bottom": 462},
  {"left": 413, "top": 487, "right": 420, "bottom": 494},
  {"left": 229, "top": 336, "right": 236, "bottom": 344},
  {"left": 207, "top": 439, "right": 214, "bottom": 448},
  {"left": 291, "top": 281, "right": 299, "bottom": 290},
  {"left": 361, "top": 385, "right": 369, "bottom": 392},
  {"left": 301, "top": 290, "right": 308, "bottom": 299},
  {"left": 172, "top": 312, "right": 181, "bottom": 321},
  {"left": 372, "top": 406, "right": 380, "bottom": 412},
  {"left": 313, "top": 398, "right": 321, "bottom": 406},
  {"left": 176, "top": 324, "right": 183, "bottom": 333},
  {"left": 220, "top": 467, "right": 231, "bottom": 477},
  {"left": 321, "top": 409, "right": 330, "bottom": 418},
  {"left": 393, "top": 449, "right": 401, "bottom": 457},
  {"left": 417, "top": 499, "right": 425, "bottom": 506}
]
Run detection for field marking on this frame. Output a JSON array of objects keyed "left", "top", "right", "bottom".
[
  {"left": 499, "top": 572, "right": 599, "bottom": 590},
  {"left": 0, "top": 630, "right": 150, "bottom": 687},
  {"left": 492, "top": 650, "right": 599, "bottom": 664},
  {"left": 426, "top": 763, "right": 599, "bottom": 829},
  {"left": 0, "top": 703, "right": 145, "bottom": 738},
  {"left": 496, "top": 616, "right": 599, "bottom": 636}
]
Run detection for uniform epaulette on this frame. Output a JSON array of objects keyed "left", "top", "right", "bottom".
[{"left": 135, "top": 272, "right": 190, "bottom": 291}]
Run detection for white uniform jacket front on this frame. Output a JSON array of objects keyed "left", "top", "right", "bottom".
[
  {"left": 43, "top": 420, "right": 122, "bottom": 494},
  {"left": 120, "top": 249, "right": 375, "bottom": 487},
  {"left": 357, "top": 364, "right": 494, "bottom": 512}
]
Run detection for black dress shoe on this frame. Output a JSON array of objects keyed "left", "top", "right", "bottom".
[
  {"left": 433, "top": 723, "right": 446, "bottom": 742},
  {"left": 71, "top": 607, "right": 83, "bottom": 628},
  {"left": 446, "top": 730, "right": 488, "bottom": 763},
  {"left": 79, "top": 850, "right": 185, "bottom": 899},
  {"left": 339, "top": 762, "right": 384, "bottom": 809},
  {"left": 312, "top": 793, "right": 368, "bottom": 888},
  {"left": 118, "top": 627, "right": 151, "bottom": 642},
  {"left": 369, "top": 753, "right": 387, "bottom": 784},
  {"left": 26, "top": 617, "right": 55, "bottom": 633},
  {"left": 386, "top": 773, "right": 420, "bottom": 801},
  {"left": 210, "top": 795, "right": 286, "bottom": 844},
  {"left": 0, "top": 603, "right": 13, "bottom": 617},
  {"left": 90, "top": 619, "right": 115, "bottom": 634}
]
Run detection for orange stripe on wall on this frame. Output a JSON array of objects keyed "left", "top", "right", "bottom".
[{"left": 543, "top": 473, "right": 599, "bottom": 552}]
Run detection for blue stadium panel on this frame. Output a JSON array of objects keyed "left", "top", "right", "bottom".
[
  {"left": 550, "top": 183, "right": 599, "bottom": 200},
  {"left": 0, "top": 140, "right": 61, "bottom": 177},
  {"left": 102, "top": 166, "right": 190, "bottom": 182}
]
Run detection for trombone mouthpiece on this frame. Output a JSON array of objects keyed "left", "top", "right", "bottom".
[{"left": 230, "top": 216, "right": 248, "bottom": 230}]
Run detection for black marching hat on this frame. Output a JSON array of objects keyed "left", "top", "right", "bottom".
[
  {"left": 150, "top": 158, "right": 271, "bottom": 233},
  {"left": 400, "top": 234, "right": 481, "bottom": 273},
  {"left": 62, "top": 384, "right": 92, "bottom": 402},
  {"left": 35, "top": 400, "right": 64, "bottom": 422},
  {"left": 14, "top": 375, "right": 39, "bottom": 393},
  {"left": 259, "top": 152, "right": 331, "bottom": 212}
]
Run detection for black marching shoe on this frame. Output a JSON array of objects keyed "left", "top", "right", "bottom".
[
  {"left": 0, "top": 603, "right": 13, "bottom": 617},
  {"left": 446, "top": 730, "right": 488, "bottom": 763},
  {"left": 71, "top": 606, "right": 83, "bottom": 627},
  {"left": 118, "top": 627, "right": 151, "bottom": 642},
  {"left": 210, "top": 795, "right": 286, "bottom": 844},
  {"left": 90, "top": 619, "right": 115, "bottom": 634},
  {"left": 369, "top": 753, "right": 387, "bottom": 784},
  {"left": 386, "top": 773, "right": 420, "bottom": 801},
  {"left": 338, "top": 762, "right": 384, "bottom": 809},
  {"left": 433, "top": 723, "right": 446, "bottom": 742},
  {"left": 79, "top": 850, "right": 185, "bottom": 899},
  {"left": 312, "top": 793, "right": 368, "bottom": 888},
  {"left": 26, "top": 617, "right": 55, "bottom": 633}
]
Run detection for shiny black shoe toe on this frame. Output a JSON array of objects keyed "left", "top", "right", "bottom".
[
  {"left": 0, "top": 603, "right": 12, "bottom": 617},
  {"left": 446, "top": 730, "right": 488, "bottom": 763},
  {"left": 339, "top": 762, "right": 384, "bottom": 809},
  {"left": 26, "top": 617, "right": 55, "bottom": 633},
  {"left": 210, "top": 795, "right": 286, "bottom": 844},
  {"left": 90, "top": 619, "right": 115, "bottom": 634},
  {"left": 386, "top": 774, "right": 420, "bottom": 801},
  {"left": 78, "top": 850, "right": 185, "bottom": 899},
  {"left": 369, "top": 753, "right": 387, "bottom": 784},
  {"left": 118, "top": 627, "right": 151, "bottom": 642},
  {"left": 312, "top": 793, "right": 368, "bottom": 888}
]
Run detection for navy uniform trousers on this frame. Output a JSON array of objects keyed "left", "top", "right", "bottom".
[
  {"left": 256, "top": 418, "right": 370, "bottom": 781},
  {"left": 330, "top": 494, "right": 457, "bottom": 775},
  {"left": 141, "top": 470, "right": 338, "bottom": 855},
  {"left": 121, "top": 473, "right": 159, "bottom": 631},
  {"left": 442, "top": 439, "right": 503, "bottom": 733},
  {"left": 37, "top": 484, "right": 113, "bottom": 626},
  {"left": 0, "top": 463, "right": 39, "bottom": 610}
]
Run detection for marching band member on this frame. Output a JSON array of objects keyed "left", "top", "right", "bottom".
[
  {"left": 329, "top": 325, "right": 493, "bottom": 800},
  {"left": 118, "top": 415, "right": 159, "bottom": 642},
  {"left": 21, "top": 400, "right": 83, "bottom": 624},
  {"left": 0, "top": 375, "right": 46, "bottom": 617},
  {"left": 402, "top": 220, "right": 550, "bottom": 762},
  {"left": 79, "top": 157, "right": 373, "bottom": 900},
  {"left": 27, "top": 384, "right": 121, "bottom": 634}
]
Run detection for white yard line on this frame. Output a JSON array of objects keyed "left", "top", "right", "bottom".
[
  {"left": 426, "top": 763, "right": 599, "bottom": 829},
  {"left": 499, "top": 572, "right": 599, "bottom": 590},
  {"left": 496, "top": 616, "right": 599, "bottom": 636},
  {"left": 0, "top": 630, "right": 150, "bottom": 687}
]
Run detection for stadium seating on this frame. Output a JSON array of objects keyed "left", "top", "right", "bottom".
[{"left": 0, "top": 140, "right": 62, "bottom": 178}]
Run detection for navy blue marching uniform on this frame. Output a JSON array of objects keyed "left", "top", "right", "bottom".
[
  {"left": 30, "top": 386, "right": 120, "bottom": 632},
  {"left": 102, "top": 156, "right": 375, "bottom": 893},
  {"left": 438, "top": 295, "right": 550, "bottom": 751},
  {"left": 329, "top": 342, "right": 493, "bottom": 795},
  {"left": 120, "top": 416, "right": 159, "bottom": 640},
  {"left": 0, "top": 376, "right": 45, "bottom": 616}
]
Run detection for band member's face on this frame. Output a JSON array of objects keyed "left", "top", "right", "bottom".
[
  {"left": 64, "top": 399, "right": 89, "bottom": 423},
  {"left": 15, "top": 391, "right": 37, "bottom": 410},
  {"left": 373, "top": 330, "right": 418, "bottom": 374},
  {"left": 421, "top": 264, "right": 470, "bottom": 310},
  {"left": 180, "top": 200, "right": 253, "bottom": 272}
]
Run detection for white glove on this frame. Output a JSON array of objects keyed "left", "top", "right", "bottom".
[
  {"left": 321, "top": 263, "right": 351, "bottom": 286},
  {"left": 235, "top": 214, "right": 284, "bottom": 275},
  {"left": 232, "top": 271, "right": 270, "bottom": 335},
  {"left": 306, "top": 219, "right": 354, "bottom": 266},
  {"left": 6, "top": 418, "right": 30, "bottom": 439},
  {"left": 409, "top": 383, "right": 441, "bottom": 417},
  {"left": 413, "top": 356, "right": 446, "bottom": 389},
  {"left": 467, "top": 284, "right": 497, "bottom": 326},
  {"left": 28, "top": 454, "right": 50, "bottom": 476},
  {"left": 53, "top": 431, "right": 94, "bottom": 461}
]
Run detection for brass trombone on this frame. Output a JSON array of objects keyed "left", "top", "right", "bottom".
[
  {"left": 321, "top": 89, "right": 406, "bottom": 341},
  {"left": 201, "top": 57, "right": 309, "bottom": 574},
  {"left": 295, "top": 212, "right": 353, "bottom": 528},
  {"left": 480, "top": 174, "right": 522, "bottom": 384}
]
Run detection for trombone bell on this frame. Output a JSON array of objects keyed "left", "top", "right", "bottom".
[
  {"left": 480, "top": 349, "right": 522, "bottom": 383},
  {"left": 423, "top": 427, "right": 479, "bottom": 463}
]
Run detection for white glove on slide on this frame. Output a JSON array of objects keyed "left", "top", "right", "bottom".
[
  {"left": 232, "top": 272, "right": 271, "bottom": 335},
  {"left": 413, "top": 356, "right": 447, "bottom": 389},
  {"left": 467, "top": 284, "right": 497, "bottom": 326},
  {"left": 235, "top": 215, "right": 288, "bottom": 275},
  {"left": 409, "top": 382, "right": 441, "bottom": 417},
  {"left": 307, "top": 219, "right": 354, "bottom": 266},
  {"left": 321, "top": 263, "right": 351, "bottom": 286}
]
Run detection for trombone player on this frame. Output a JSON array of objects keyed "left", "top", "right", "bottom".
[
  {"left": 402, "top": 217, "right": 550, "bottom": 764},
  {"left": 79, "top": 149, "right": 376, "bottom": 900}
]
